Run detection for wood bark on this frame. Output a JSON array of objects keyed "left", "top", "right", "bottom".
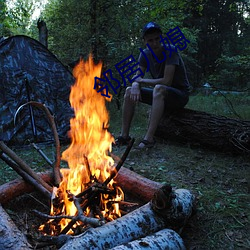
[
  {"left": 156, "top": 108, "right": 250, "bottom": 154},
  {"left": 59, "top": 187, "right": 195, "bottom": 250},
  {"left": 0, "top": 171, "right": 53, "bottom": 205},
  {"left": 114, "top": 166, "right": 162, "bottom": 202},
  {"left": 110, "top": 228, "right": 185, "bottom": 250},
  {"left": 0, "top": 204, "right": 32, "bottom": 249}
]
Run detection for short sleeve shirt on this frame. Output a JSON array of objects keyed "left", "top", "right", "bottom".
[{"left": 138, "top": 46, "right": 190, "bottom": 91}]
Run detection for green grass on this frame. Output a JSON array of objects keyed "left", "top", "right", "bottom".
[
  {"left": 0, "top": 94, "right": 249, "bottom": 249},
  {"left": 186, "top": 93, "right": 250, "bottom": 120}
]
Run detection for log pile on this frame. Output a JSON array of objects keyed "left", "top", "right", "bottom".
[
  {"left": 156, "top": 108, "right": 250, "bottom": 154},
  {"left": 60, "top": 185, "right": 195, "bottom": 250}
]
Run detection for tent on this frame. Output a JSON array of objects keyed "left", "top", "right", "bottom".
[{"left": 0, "top": 35, "right": 75, "bottom": 145}]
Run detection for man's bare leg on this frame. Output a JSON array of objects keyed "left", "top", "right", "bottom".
[
  {"left": 120, "top": 87, "right": 136, "bottom": 138},
  {"left": 139, "top": 85, "right": 166, "bottom": 146}
]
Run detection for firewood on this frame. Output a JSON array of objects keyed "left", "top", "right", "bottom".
[
  {"left": 0, "top": 167, "right": 159, "bottom": 205},
  {"left": 115, "top": 167, "right": 162, "bottom": 202},
  {"left": 0, "top": 152, "right": 51, "bottom": 199},
  {"left": 59, "top": 186, "right": 195, "bottom": 250},
  {"left": 0, "top": 171, "right": 53, "bottom": 204},
  {"left": 110, "top": 228, "right": 186, "bottom": 250},
  {"left": 0, "top": 141, "right": 52, "bottom": 193},
  {"left": 0, "top": 204, "right": 32, "bottom": 249}
]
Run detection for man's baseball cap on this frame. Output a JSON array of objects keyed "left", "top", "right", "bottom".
[{"left": 142, "top": 22, "right": 162, "bottom": 38}]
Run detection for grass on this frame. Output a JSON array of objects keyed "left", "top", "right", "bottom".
[{"left": 0, "top": 93, "right": 249, "bottom": 249}]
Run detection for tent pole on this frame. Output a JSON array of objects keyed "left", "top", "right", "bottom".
[{"left": 24, "top": 78, "right": 38, "bottom": 142}]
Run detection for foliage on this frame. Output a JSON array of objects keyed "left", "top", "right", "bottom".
[
  {"left": 2, "top": 0, "right": 250, "bottom": 90},
  {"left": 208, "top": 54, "right": 250, "bottom": 90}
]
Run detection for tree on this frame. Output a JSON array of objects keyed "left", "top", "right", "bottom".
[{"left": 184, "top": 0, "right": 250, "bottom": 89}]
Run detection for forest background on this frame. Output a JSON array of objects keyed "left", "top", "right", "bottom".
[{"left": 1, "top": 0, "right": 250, "bottom": 93}]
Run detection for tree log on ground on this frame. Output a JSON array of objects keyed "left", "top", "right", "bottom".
[
  {"left": 0, "top": 171, "right": 53, "bottom": 204},
  {"left": 0, "top": 204, "right": 32, "bottom": 249},
  {"left": 110, "top": 228, "right": 185, "bottom": 250},
  {"left": 155, "top": 108, "right": 250, "bottom": 154}
]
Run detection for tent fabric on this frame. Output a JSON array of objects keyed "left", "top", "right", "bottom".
[{"left": 0, "top": 35, "right": 74, "bottom": 144}]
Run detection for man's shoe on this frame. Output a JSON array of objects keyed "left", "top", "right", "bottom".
[
  {"left": 136, "top": 139, "right": 155, "bottom": 149},
  {"left": 114, "top": 136, "right": 132, "bottom": 147}
]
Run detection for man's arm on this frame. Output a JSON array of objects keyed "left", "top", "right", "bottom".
[
  {"left": 136, "top": 64, "right": 176, "bottom": 87},
  {"left": 129, "top": 66, "right": 146, "bottom": 102}
]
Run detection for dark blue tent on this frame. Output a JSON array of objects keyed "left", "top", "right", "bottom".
[{"left": 0, "top": 35, "right": 74, "bottom": 144}]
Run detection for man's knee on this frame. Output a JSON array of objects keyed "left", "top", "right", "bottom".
[
  {"left": 153, "top": 84, "right": 166, "bottom": 98},
  {"left": 124, "top": 87, "right": 132, "bottom": 99}
]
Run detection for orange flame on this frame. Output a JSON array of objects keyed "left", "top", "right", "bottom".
[{"left": 43, "top": 55, "right": 123, "bottom": 234}]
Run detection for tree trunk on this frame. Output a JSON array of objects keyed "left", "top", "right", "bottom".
[
  {"left": 0, "top": 204, "right": 32, "bottom": 249},
  {"left": 37, "top": 19, "right": 48, "bottom": 47},
  {"left": 156, "top": 108, "right": 250, "bottom": 154}
]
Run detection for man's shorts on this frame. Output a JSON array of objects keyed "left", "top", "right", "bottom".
[{"left": 140, "top": 86, "right": 189, "bottom": 112}]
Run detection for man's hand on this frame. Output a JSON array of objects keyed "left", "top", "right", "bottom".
[{"left": 130, "top": 82, "right": 141, "bottom": 102}]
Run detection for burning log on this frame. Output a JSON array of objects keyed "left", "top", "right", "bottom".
[
  {"left": 59, "top": 185, "right": 195, "bottom": 250},
  {"left": 110, "top": 228, "right": 185, "bottom": 250},
  {"left": 156, "top": 108, "right": 250, "bottom": 154},
  {"left": 0, "top": 204, "right": 32, "bottom": 249}
]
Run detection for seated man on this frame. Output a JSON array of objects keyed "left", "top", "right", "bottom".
[{"left": 116, "top": 22, "right": 191, "bottom": 148}]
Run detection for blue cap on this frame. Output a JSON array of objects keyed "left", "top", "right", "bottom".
[{"left": 142, "top": 22, "right": 162, "bottom": 38}]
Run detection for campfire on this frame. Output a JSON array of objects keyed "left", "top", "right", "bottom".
[
  {"left": 39, "top": 55, "right": 128, "bottom": 236},
  {"left": 0, "top": 55, "right": 196, "bottom": 249}
]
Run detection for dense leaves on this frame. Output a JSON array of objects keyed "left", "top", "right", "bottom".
[{"left": 1, "top": 0, "right": 250, "bottom": 89}]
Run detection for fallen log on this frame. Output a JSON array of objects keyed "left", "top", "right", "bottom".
[
  {"left": 156, "top": 108, "right": 250, "bottom": 154},
  {"left": 59, "top": 186, "right": 195, "bottom": 250},
  {"left": 0, "top": 204, "right": 32, "bottom": 249},
  {"left": 110, "top": 228, "right": 185, "bottom": 250},
  {"left": 114, "top": 166, "right": 162, "bottom": 203},
  {"left": 0, "top": 171, "right": 53, "bottom": 204}
]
